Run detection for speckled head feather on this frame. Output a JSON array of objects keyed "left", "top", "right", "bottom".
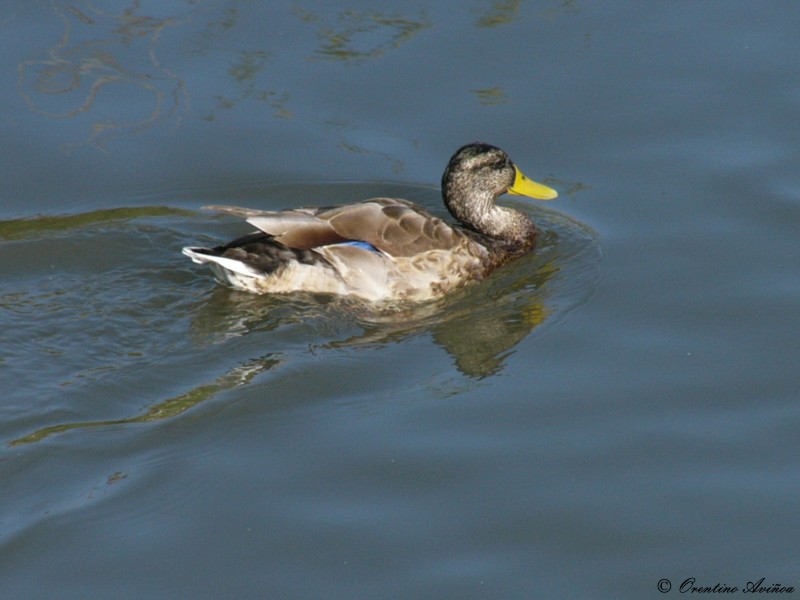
[{"left": 442, "top": 142, "right": 534, "bottom": 245}]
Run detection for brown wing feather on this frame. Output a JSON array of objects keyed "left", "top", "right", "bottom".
[
  {"left": 319, "top": 198, "right": 468, "bottom": 257},
  {"left": 205, "top": 199, "right": 473, "bottom": 257},
  {"left": 246, "top": 212, "right": 346, "bottom": 249},
  {"left": 273, "top": 225, "right": 347, "bottom": 249}
]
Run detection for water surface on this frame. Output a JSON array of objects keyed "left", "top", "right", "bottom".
[{"left": 2, "top": 2, "right": 799, "bottom": 598}]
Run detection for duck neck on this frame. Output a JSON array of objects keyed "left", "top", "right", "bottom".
[{"left": 444, "top": 186, "right": 536, "bottom": 247}]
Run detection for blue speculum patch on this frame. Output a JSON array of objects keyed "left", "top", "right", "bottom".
[{"left": 335, "top": 240, "right": 381, "bottom": 253}]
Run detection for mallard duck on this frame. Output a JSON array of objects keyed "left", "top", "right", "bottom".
[{"left": 182, "top": 142, "right": 558, "bottom": 303}]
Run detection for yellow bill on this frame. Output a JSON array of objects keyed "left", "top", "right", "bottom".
[{"left": 508, "top": 166, "right": 558, "bottom": 200}]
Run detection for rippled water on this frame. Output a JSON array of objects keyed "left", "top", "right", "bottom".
[
  {"left": 2, "top": 1, "right": 800, "bottom": 599},
  {"left": 2, "top": 186, "right": 599, "bottom": 448}
]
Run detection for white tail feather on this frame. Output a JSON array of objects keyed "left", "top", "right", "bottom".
[{"left": 181, "top": 247, "right": 263, "bottom": 278}]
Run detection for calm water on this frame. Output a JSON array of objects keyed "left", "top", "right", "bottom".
[{"left": 2, "top": 2, "right": 799, "bottom": 598}]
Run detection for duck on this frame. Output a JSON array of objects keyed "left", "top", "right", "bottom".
[{"left": 182, "top": 142, "right": 558, "bottom": 303}]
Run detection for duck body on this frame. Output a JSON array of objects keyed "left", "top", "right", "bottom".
[{"left": 183, "top": 143, "right": 558, "bottom": 303}]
